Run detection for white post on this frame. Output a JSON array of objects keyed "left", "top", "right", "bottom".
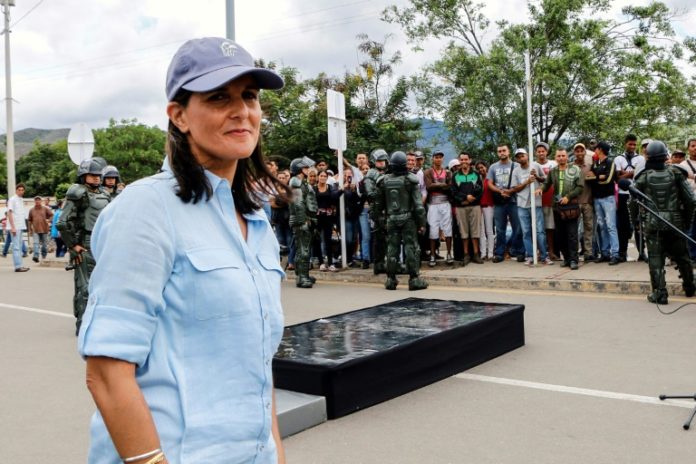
[
  {"left": 525, "top": 50, "right": 538, "bottom": 265},
  {"left": 226, "top": 0, "right": 235, "bottom": 41},
  {"left": 3, "top": 0, "right": 15, "bottom": 197},
  {"left": 337, "top": 150, "right": 347, "bottom": 269}
]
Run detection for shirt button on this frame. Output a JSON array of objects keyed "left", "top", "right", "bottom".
[
  {"left": 263, "top": 312, "right": 268, "bottom": 320},
  {"left": 252, "top": 268, "right": 259, "bottom": 276},
  {"left": 266, "top": 402, "right": 271, "bottom": 409}
]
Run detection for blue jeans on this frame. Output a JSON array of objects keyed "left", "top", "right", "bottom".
[
  {"left": 594, "top": 196, "right": 619, "bottom": 259},
  {"left": 358, "top": 209, "right": 371, "bottom": 262},
  {"left": 3, "top": 230, "right": 27, "bottom": 257},
  {"left": 11, "top": 230, "right": 25, "bottom": 268},
  {"left": 344, "top": 217, "right": 359, "bottom": 261},
  {"left": 518, "top": 207, "right": 548, "bottom": 260},
  {"left": 33, "top": 233, "right": 49, "bottom": 258},
  {"left": 494, "top": 203, "right": 524, "bottom": 258}
]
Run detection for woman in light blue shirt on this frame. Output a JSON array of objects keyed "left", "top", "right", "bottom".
[{"left": 79, "top": 38, "right": 288, "bottom": 464}]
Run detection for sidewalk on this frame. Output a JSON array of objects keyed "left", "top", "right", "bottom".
[
  {"left": 292, "top": 254, "right": 688, "bottom": 296},
  {"left": 39, "top": 250, "right": 688, "bottom": 296}
]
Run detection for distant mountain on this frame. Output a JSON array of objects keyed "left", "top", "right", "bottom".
[
  {"left": 0, "top": 128, "right": 70, "bottom": 159},
  {"left": 414, "top": 118, "right": 457, "bottom": 162}
]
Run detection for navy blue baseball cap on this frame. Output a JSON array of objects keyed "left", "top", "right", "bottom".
[{"left": 166, "top": 37, "right": 284, "bottom": 101}]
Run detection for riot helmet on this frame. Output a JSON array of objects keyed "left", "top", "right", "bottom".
[
  {"left": 290, "top": 158, "right": 304, "bottom": 176},
  {"left": 301, "top": 156, "right": 315, "bottom": 168},
  {"left": 77, "top": 158, "right": 107, "bottom": 186},
  {"left": 390, "top": 151, "right": 408, "bottom": 174},
  {"left": 646, "top": 141, "right": 669, "bottom": 161},
  {"left": 101, "top": 165, "right": 121, "bottom": 185},
  {"left": 370, "top": 148, "right": 389, "bottom": 163}
]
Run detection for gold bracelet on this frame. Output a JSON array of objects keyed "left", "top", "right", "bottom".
[{"left": 144, "top": 452, "right": 165, "bottom": 464}]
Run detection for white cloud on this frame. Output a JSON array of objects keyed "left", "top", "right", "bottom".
[{"left": 0, "top": 0, "right": 693, "bottom": 133}]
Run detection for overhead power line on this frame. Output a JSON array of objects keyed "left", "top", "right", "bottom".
[{"left": 10, "top": 0, "right": 44, "bottom": 28}]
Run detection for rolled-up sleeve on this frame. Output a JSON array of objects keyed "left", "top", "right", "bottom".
[{"left": 78, "top": 183, "right": 175, "bottom": 367}]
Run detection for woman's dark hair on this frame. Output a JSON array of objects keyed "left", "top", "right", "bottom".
[{"left": 166, "top": 89, "right": 290, "bottom": 214}]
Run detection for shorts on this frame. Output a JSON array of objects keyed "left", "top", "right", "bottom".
[
  {"left": 543, "top": 206, "right": 555, "bottom": 229},
  {"left": 455, "top": 206, "right": 481, "bottom": 239},
  {"left": 427, "top": 202, "right": 452, "bottom": 239}
]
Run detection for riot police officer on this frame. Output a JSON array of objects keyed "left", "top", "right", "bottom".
[
  {"left": 375, "top": 151, "right": 428, "bottom": 291},
  {"left": 363, "top": 148, "right": 389, "bottom": 274},
  {"left": 101, "top": 165, "right": 121, "bottom": 199},
  {"left": 57, "top": 157, "right": 112, "bottom": 334},
  {"left": 632, "top": 141, "right": 696, "bottom": 304},
  {"left": 289, "top": 156, "right": 318, "bottom": 288}
]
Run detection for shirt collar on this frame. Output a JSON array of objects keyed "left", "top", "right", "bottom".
[{"left": 160, "top": 156, "right": 265, "bottom": 221}]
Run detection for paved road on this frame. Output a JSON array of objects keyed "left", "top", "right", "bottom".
[{"left": 2, "top": 259, "right": 696, "bottom": 463}]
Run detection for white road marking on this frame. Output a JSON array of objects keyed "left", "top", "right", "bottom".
[
  {"left": 0, "top": 302, "right": 72, "bottom": 319},
  {"left": 455, "top": 373, "right": 696, "bottom": 409}
]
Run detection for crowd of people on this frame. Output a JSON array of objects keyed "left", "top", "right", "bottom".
[{"left": 264, "top": 134, "right": 696, "bottom": 275}]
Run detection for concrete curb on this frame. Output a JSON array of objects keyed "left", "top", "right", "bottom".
[{"left": 288, "top": 267, "right": 686, "bottom": 296}]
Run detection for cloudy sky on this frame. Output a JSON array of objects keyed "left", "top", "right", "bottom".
[{"left": 3, "top": 0, "right": 695, "bottom": 133}]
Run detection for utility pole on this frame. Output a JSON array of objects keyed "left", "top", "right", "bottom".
[
  {"left": 226, "top": 0, "right": 235, "bottom": 41},
  {"left": 3, "top": 0, "right": 15, "bottom": 197}
]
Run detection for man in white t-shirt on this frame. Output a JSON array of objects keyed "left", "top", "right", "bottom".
[
  {"left": 614, "top": 134, "right": 646, "bottom": 261},
  {"left": 535, "top": 142, "right": 558, "bottom": 259},
  {"left": 7, "top": 183, "right": 29, "bottom": 272}
]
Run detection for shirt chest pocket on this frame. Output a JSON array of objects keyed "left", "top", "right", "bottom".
[{"left": 185, "top": 248, "right": 249, "bottom": 321}]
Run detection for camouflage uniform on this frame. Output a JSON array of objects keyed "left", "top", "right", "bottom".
[
  {"left": 376, "top": 151, "right": 428, "bottom": 291},
  {"left": 364, "top": 148, "right": 389, "bottom": 274},
  {"left": 57, "top": 158, "right": 111, "bottom": 334},
  {"left": 289, "top": 157, "right": 317, "bottom": 288},
  {"left": 632, "top": 141, "right": 696, "bottom": 304}
]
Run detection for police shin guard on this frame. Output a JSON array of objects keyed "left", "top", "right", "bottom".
[
  {"left": 676, "top": 258, "right": 696, "bottom": 297},
  {"left": 408, "top": 275, "right": 428, "bottom": 291},
  {"left": 385, "top": 275, "right": 398, "bottom": 290}
]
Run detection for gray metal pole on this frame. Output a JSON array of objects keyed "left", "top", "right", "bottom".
[
  {"left": 3, "top": 0, "right": 15, "bottom": 196},
  {"left": 226, "top": 0, "right": 235, "bottom": 41},
  {"left": 525, "top": 50, "right": 538, "bottom": 265}
]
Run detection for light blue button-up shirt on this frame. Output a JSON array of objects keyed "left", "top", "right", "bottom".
[{"left": 78, "top": 162, "right": 285, "bottom": 463}]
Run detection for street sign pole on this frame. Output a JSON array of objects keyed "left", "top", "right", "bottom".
[
  {"left": 327, "top": 90, "right": 348, "bottom": 269},
  {"left": 525, "top": 50, "right": 538, "bottom": 265}
]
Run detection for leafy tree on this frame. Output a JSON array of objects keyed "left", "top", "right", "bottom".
[
  {"left": 260, "top": 36, "right": 421, "bottom": 169},
  {"left": 15, "top": 141, "right": 73, "bottom": 197},
  {"left": 93, "top": 119, "right": 166, "bottom": 183},
  {"left": 384, "top": 0, "right": 696, "bottom": 157}
]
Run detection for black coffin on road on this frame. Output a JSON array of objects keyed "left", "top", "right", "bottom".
[{"left": 273, "top": 297, "right": 525, "bottom": 419}]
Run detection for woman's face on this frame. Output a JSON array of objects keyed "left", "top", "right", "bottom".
[
  {"left": 476, "top": 163, "right": 487, "bottom": 176},
  {"left": 167, "top": 75, "right": 261, "bottom": 180},
  {"left": 308, "top": 170, "right": 317, "bottom": 185},
  {"left": 318, "top": 171, "right": 328, "bottom": 185},
  {"left": 360, "top": 164, "right": 369, "bottom": 175}
]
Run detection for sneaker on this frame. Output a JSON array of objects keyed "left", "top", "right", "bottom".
[
  {"left": 492, "top": 256, "right": 504, "bottom": 263},
  {"left": 429, "top": 257, "right": 436, "bottom": 267},
  {"left": 361, "top": 261, "right": 370, "bottom": 269},
  {"left": 524, "top": 258, "right": 533, "bottom": 266},
  {"left": 329, "top": 265, "right": 337, "bottom": 272},
  {"left": 472, "top": 255, "right": 484, "bottom": 264},
  {"left": 14, "top": 267, "right": 30, "bottom": 272},
  {"left": 570, "top": 261, "right": 579, "bottom": 270},
  {"left": 542, "top": 257, "right": 554, "bottom": 265},
  {"left": 446, "top": 253, "right": 454, "bottom": 265},
  {"left": 462, "top": 255, "right": 471, "bottom": 266},
  {"left": 516, "top": 255, "right": 525, "bottom": 263},
  {"left": 32, "top": 256, "right": 39, "bottom": 263},
  {"left": 608, "top": 257, "right": 620, "bottom": 265},
  {"left": 319, "top": 264, "right": 328, "bottom": 272}
]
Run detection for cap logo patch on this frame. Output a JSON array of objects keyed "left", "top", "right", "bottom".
[{"left": 220, "top": 41, "right": 238, "bottom": 57}]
